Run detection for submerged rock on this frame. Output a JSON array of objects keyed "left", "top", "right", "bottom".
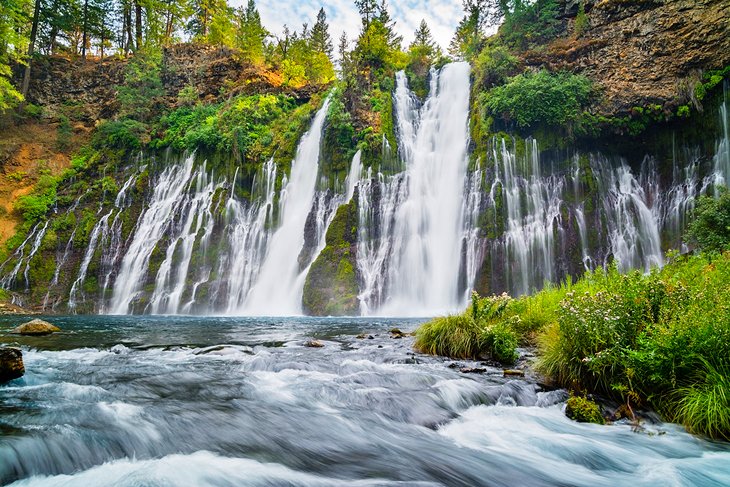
[
  {"left": 459, "top": 367, "right": 487, "bottom": 374},
  {"left": 11, "top": 319, "right": 61, "bottom": 336},
  {"left": 0, "top": 347, "right": 24, "bottom": 382},
  {"left": 503, "top": 369, "right": 525, "bottom": 377},
  {"left": 389, "top": 328, "right": 406, "bottom": 339},
  {"left": 304, "top": 340, "right": 324, "bottom": 348}
]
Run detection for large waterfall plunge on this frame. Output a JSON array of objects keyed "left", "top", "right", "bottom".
[{"left": 357, "top": 63, "right": 474, "bottom": 316}]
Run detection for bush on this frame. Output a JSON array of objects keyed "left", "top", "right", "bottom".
[
  {"left": 676, "top": 361, "right": 730, "bottom": 440},
  {"left": 481, "top": 319, "right": 519, "bottom": 363},
  {"left": 56, "top": 115, "right": 72, "bottom": 150},
  {"left": 14, "top": 173, "right": 58, "bottom": 223},
  {"left": 482, "top": 70, "right": 592, "bottom": 128},
  {"left": 684, "top": 190, "right": 730, "bottom": 253},
  {"left": 92, "top": 119, "right": 148, "bottom": 150}
]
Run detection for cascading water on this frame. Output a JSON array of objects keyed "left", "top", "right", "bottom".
[
  {"left": 356, "top": 63, "right": 473, "bottom": 316},
  {"left": 714, "top": 81, "right": 730, "bottom": 188},
  {"left": 110, "top": 154, "right": 197, "bottom": 314},
  {"left": 241, "top": 98, "right": 331, "bottom": 315}
]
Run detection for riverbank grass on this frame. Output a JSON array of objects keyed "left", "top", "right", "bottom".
[{"left": 414, "top": 251, "right": 730, "bottom": 440}]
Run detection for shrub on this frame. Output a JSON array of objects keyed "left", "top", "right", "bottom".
[
  {"left": 684, "top": 190, "right": 730, "bottom": 253},
  {"left": 14, "top": 173, "right": 58, "bottom": 223},
  {"left": 56, "top": 115, "right": 72, "bottom": 150},
  {"left": 574, "top": 3, "right": 589, "bottom": 38},
  {"left": 92, "top": 119, "right": 148, "bottom": 150},
  {"left": 481, "top": 319, "right": 519, "bottom": 363},
  {"left": 482, "top": 70, "right": 592, "bottom": 128}
]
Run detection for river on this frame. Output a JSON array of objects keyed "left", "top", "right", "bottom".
[{"left": 1, "top": 316, "right": 729, "bottom": 486}]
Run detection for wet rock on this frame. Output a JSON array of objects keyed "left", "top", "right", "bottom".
[
  {"left": 304, "top": 340, "right": 325, "bottom": 348},
  {"left": 447, "top": 362, "right": 462, "bottom": 369},
  {"left": 0, "top": 347, "right": 24, "bottom": 383},
  {"left": 356, "top": 333, "right": 375, "bottom": 340},
  {"left": 11, "top": 318, "right": 61, "bottom": 336},
  {"left": 459, "top": 367, "right": 487, "bottom": 374},
  {"left": 389, "top": 328, "right": 406, "bottom": 339},
  {"left": 503, "top": 369, "right": 525, "bottom": 377}
]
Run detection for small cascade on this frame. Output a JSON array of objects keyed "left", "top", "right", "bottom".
[
  {"left": 220, "top": 158, "right": 277, "bottom": 312},
  {"left": 21, "top": 220, "right": 49, "bottom": 290},
  {"left": 241, "top": 98, "right": 331, "bottom": 315},
  {"left": 0, "top": 222, "right": 42, "bottom": 291},
  {"left": 148, "top": 164, "right": 222, "bottom": 314},
  {"left": 110, "top": 154, "right": 196, "bottom": 314},
  {"left": 714, "top": 82, "right": 730, "bottom": 189},
  {"left": 592, "top": 157, "right": 663, "bottom": 272},
  {"left": 574, "top": 207, "right": 592, "bottom": 270},
  {"left": 345, "top": 150, "right": 362, "bottom": 201},
  {"left": 68, "top": 211, "right": 112, "bottom": 311},
  {"left": 493, "top": 138, "right": 563, "bottom": 296},
  {"left": 460, "top": 165, "right": 485, "bottom": 300}
]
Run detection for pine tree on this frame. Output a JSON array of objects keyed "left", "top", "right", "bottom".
[
  {"left": 310, "top": 8, "right": 332, "bottom": 57},
  {"left": 354, "top": 0, "right": 377, "bottom": 27},
  {"left": 236, "top": 0, "right": 268, "bottom": 64},
  {"left": 410, "top": 19, "right": 434, "bottom": 54},
  {"left": 375, "top": 0, "right": 401, "bottom": 50}
]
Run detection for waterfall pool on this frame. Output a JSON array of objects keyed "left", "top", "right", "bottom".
[{"left": 1, "top": 316, "right": 729, "bottom": 486}]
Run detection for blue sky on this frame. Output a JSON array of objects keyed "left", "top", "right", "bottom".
[{"left": 230, "top": 0, "right": 465, "bottom": 52}]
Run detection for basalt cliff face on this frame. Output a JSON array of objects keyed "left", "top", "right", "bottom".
[{"left": 534, "top": 0, "right": 730, "bottom": 117}]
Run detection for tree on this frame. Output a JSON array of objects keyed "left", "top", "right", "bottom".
[
  {"left": 0, "top": 0, "right": 27, "bottom": 110},
  {"left": 236, "top": 0, "right": 267, "bottom": 64},
  {"left": 354, "top": 0, "right": 377, "bottom": 27},
  {"left": 20, "top": 0, "right": 41, "bottom": 101},
  {"left": 410, "top": 19, "right": 434, "bottom": 56},
  {"left": 310, "top": 7, "right": 332, "bottom": 57}
]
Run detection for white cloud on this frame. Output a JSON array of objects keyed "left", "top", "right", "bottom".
[{"left": 230, "top": 0, "right": 463, "bottom": 52}]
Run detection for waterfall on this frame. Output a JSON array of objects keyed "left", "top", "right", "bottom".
[
  {"left": 219, "top": 158, "right": 277, "bottom": 312},
  {"left": 354, "top": 63, "right": 473, "bottom": 316},
  {"left": 240, "top": 98, "right": 331, "bottom": 315},
  {"left": 714, "top": 82, "right": 729, "bottom": 189},
  {"left": 592, "top": 157, "right": 663, "bottom": 272},
  {"left": 110, "top": 154, "right": 196, "bottom": 314},
  {"left": 68, "top": 211, "right": 112, "bottom": 311}
]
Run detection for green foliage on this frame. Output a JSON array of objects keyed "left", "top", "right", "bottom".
[
  {"left": 116, "top": 51, "right": 164, "bottom": 123},
  {"left": 56, "top": 115, "right": 72, "bottom": 150},
  {"left": 565, "top": 395, "right": 604, "bottom": 424},
  {"left": 573, "top": 2, "right": 588, "bottom": 38},
  {"left": 473, "top": 44, "right": 519, "bottom": 89},
  {"left": 14, "top": 173, "right": 58, "bottom": 223},
  {"left": 684, "top": 190, "right": 730, "bottom": 253},
  {"left": 92, "top": 119, "right": 147, "bottom": 150},
  {"left": 482, "top": 70, "right": 592, "bottom": 128},
  {"left": 177, "top": 85, "right": 199, "bottom": 107},
  {"left": 499, "top": 0, "right": 562, "bottom": 51},
  {"left": 482, "top": 320, "right": 519, "bottom": 363},
  {"left": 676, "top": 361, "right": 730, "bottom": 440}
]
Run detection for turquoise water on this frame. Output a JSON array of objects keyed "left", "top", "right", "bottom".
[{"left": 1, "top": 316, "right": 729, "bottom": 486}]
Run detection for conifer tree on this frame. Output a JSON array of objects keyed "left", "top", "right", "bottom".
[{"left": 310, "top": 7, "right": 332, "bottom": 58}]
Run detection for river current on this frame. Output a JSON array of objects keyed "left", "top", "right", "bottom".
[{"left": 1, "top": 316, "right": 729, "bottom": 486}]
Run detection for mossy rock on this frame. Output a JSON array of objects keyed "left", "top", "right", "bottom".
[
  {"left": 302, "top": 198, "right": 359, "bottom": 316},
  {"left": 565, "top": 395, "right": 605, "bottom": 425}
]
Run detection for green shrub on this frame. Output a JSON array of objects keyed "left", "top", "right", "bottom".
[
  {"left": 481, "top": 319, "right": 519, "bottom": 363},
  {"left": 56, "top": 115, "right": 72, "bottom": 150},
  {"left": 565, "top": 395, "right": 604, "bottom": 424},
  {"left": 14, "top": 173, "right": 58, "bottom": 223},
  {"left": 482, "top": 70, "right": 592, "bottom": 128},
  {"left": 684, "top": 190, "right": 730, "bottom": 253},
  {"left": 92, "top": 119, "right": 148, "bottom": 150},
  {"left": 574, "top": 3, "right": 588, "bottom": 38}
]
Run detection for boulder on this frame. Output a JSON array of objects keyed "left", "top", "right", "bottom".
[
  {"left": 0, "top": 347, "right": 24, "bottom": 382},
  {"left": 304, "top": 340, "right": 325, "bottom": 348},
  {"left": 11, "top": 318, "right": 61, "bottom": 336}
]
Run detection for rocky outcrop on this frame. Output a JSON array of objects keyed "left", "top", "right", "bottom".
[
  {"left": 11, "top": 318, "right": 61, "bottom": 336},
  {"left": 0, "top": 347, "right": 24, "bottom": 382},
  {"left": 19, "top": 43, "right": 323, "bottom": 125},
  {"left": 531, "top": 0, "right": 730, "bottom": 116},
  {"left": 303, "top": 198, "right": 360, "bottom": 316}
]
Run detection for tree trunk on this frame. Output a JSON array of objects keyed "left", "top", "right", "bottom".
[
  {"left": 81, "top": 0, "right": 89, "bottom": 61},
  {"left": 126, "top": 3, "right": 134, "bottom": 54},
  {"left": 135, "top": 1, "right": 143, "bottom": 51},
  {"left": 20, "top": 0, "right": 42, "bottom": 104}
]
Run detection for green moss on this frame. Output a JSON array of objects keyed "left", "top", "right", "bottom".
[
  {"left": 565, "top": 395, "right": 605, "bottom": 424},
  {"left": 302, "top": 199, "right": 359, "bottom": 316}
]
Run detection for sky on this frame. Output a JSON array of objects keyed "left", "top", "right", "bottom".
[{"left": 230, "top": 0, "right": 466, "bottom": 52}]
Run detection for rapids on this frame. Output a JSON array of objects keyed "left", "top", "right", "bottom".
[{"left": 1, "top": 316, "right": 729, "bottom": 486}]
